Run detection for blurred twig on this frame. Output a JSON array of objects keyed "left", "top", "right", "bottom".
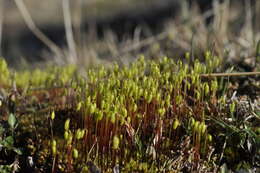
[
  {"left": 74, "top": 0, "right": 83, "bottom": 48},
  {"left": 200, "top": 72, "right": 260, "bottom": 78},
  {"left": 0, "top": 0, "right": 3, "bottom": 56},
  {"left": 256, "top": 0, "right": 260, "bottom": 31},
  {"left": 13, "top": 0, "right": 63, "bottom": 58},
  {"left": 62, "top": 0, "right": 78, "bottom": 63},
  {"left": 244, "top": 0, "right": 253, "bottom": 44}
]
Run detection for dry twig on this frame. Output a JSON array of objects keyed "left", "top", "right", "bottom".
[
  {"left": 200, "top": 71, "right": 260, "bottom": 77},
  {"left": 13, "top": 0, "right": 63, "bottom": 58},
  {"left": 0, "top": 0, "right": 3, "bottom": 56},
  {"left": 62, "top": 0, "right": 78, "bottom": 63}
]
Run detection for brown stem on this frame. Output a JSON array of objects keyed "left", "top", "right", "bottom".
[{"left": 200, "top": 71, "right": 260, "bottom": 77}]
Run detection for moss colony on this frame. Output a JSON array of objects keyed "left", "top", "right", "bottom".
[{"left": 0, "top": 55, "right": 259, "bottom": 172}]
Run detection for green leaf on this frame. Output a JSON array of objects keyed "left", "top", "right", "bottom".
[
  {"left": 8, "top": 113, "right": 16, "bottom": 129},
  {"left": 13, "top": 147, "right": 23, "bottom": 155},
  {"left": 2, "top": 136, "right": 14, "bottom": 148}
]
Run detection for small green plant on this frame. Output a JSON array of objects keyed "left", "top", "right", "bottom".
[{"left": 0, "top": 113, "right": 22, "bottom": 173}]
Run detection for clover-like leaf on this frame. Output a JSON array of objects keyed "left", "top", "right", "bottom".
[{"left": 8, "top": 113, "right": 16, "bottom": 129}]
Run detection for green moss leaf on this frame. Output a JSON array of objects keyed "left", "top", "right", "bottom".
[{"left": 8, "top": 113, "right": 16, "bottom": 129}]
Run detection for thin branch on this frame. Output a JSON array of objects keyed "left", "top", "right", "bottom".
[
  {"left": 74, "top": 0, "right": 83, "bottom": 44},
  {"left": 200, "top": 72, "right": 260, "bottom": 77},
  {"left": 256, "top": 0, "right": 260, "bottom": 31},
  {"left": 62, "top": 0, "right": 78, "bottom": 63},
  {"left": 0, "top": 0, "right": 3, "bottom": 56},
  {"left": 13, "top": 0, "right": 63, "bottom": 58}
]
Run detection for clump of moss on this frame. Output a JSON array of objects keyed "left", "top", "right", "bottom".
[{"left": 0, "top": 55, "right": 259, "bottom": 172}]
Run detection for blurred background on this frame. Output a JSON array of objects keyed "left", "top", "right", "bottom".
[{"left": 0, "top": 0, "right": 259, "bottom": 68}]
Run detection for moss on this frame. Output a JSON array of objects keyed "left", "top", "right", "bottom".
[{"left": 0, "top": 55, "right": 258, "bottom": 172}]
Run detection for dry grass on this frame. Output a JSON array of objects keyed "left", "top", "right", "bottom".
[
  {"left": 68, "top": 0, "right": 260, "bottom": 70},
  {"left": 2, "top": 0, "right": 260, "bottom": 70}
]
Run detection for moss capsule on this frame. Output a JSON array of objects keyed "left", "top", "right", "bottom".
[
  {"left": 73, "top": 148, "right": 78, "bottom": 159},
  {"left": 112, "top": 135, "right": 120, "bottom": 150},
  {"left": 51, "top": 140, "right": 57, "bottom": 156},
  {"left": 207, "top": 134, "right": 212, "bottom": 142},
  {"left": 67, "top": 133, "right": 73, "bottom": 145},
  {"left": 64, "top": 131, "right": 69, "bottom": 140},
  {"left": 122, "top": 108, "right": 127, "bottom": 117},
  {"left": 200, "top": 122, "right": 207, "bottom": 135},
  {"left": 64, "top": 118, "right": 70, "bottom": 131},
  {"left": 194, "top": 121, "right": 200, "bottom": 132},
  {"left": 204, "top": 83, "right": 209, "bottom": 95},
  {"left": 76, "top": 102, "right": 82, "bottom": 111},
  {"left": 51, "top": 111, "right": 55, "bottom": 120},
  {"left": 76, "top": 129, "right": 82, "bottom": 140},
  {"left": 158, "top": 108, "right": 165, "bottom": 116},
  {"left": 173, "top": 119, "right": 180, "bottom": 130}
]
